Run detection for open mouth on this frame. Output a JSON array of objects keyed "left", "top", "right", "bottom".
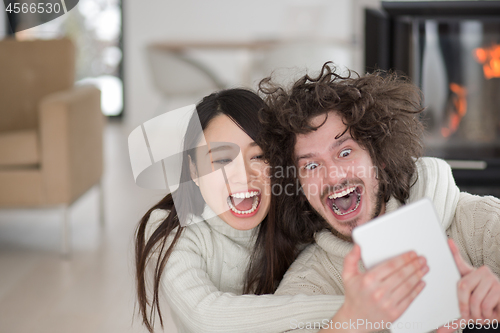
[
  {"left": 326, "top": 185, "right": 361, "bottom": 216},
  {"left": 226, "top": 190, "right": 261, "bottom": 216}
]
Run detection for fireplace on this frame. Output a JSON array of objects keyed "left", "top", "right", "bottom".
[{"left": 365, "top": 1, "right": 500, "bottom": 187}]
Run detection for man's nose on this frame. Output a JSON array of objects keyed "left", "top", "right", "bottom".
[{"left": 323, "top": 160, "right": 347, "bottom": 184}]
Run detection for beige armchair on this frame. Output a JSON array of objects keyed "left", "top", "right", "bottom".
[{"left": 0, "top": 38, "right": 104, "bottom": 256}]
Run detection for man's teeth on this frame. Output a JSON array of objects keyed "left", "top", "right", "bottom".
[
  {"left": 328, "top": 186, "right": 357, "bottom": 200},
  {"left": 230, "top": 191, "right": 259, "bottom": 199},
  {"left": 331, "top": 191, "right": 361, "bottom": 216},
  {"left": 227, "top": 195, "right": 260, "bottom": 214}
]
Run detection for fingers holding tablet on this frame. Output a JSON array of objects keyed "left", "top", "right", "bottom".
[
  {"left": 338, "top": 247, "right": 428, "bottom": 327},
  {"left": 449, "top": 239, "right": 500, "bottom": 322},
  {"left": 369, "top": 250, "right": 429, "bottom": 321},
  {"left": 383, "top": 254, "right": 428, "bottom": 307}
]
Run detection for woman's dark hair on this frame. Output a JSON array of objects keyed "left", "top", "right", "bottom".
[
  {"left": 135, "top": 88, "right": 297, "bottom": 332},
  {"left": 258, "top": 62, "right": 425, "bottom": 243}
]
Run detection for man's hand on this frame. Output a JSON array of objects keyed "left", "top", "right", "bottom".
[
  {"left": 323, "top": 245, "right": 428, "bottom": 333},
  {"left": 448, "top": 239, "right": 500, "bottom": 321}
]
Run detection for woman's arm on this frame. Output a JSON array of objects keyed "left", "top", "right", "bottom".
[{"left": 160, "top": 225, "right": 344, "bottom": 333}]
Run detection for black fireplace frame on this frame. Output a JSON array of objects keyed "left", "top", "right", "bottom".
[{"left": 365, "top": 1, "right": 500, "bottom": 187}]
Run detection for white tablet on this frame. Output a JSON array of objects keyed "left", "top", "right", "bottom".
[{"left": 352, "top": 198, "right": 461, "bottom": 333}]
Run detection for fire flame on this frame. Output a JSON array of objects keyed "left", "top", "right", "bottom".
[
  {"left": 441, "top": 83, "right": 467, "bottom": 138},
  {"left": 474, "top": 44, "right": 500, "bottom": 79}
]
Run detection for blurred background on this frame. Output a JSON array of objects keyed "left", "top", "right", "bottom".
[
  {"left": 0, "top": 0, "right": 499, "bottom": 332},
  {"left": 0, "top": 0, "right": 380, "bottom": 333}
]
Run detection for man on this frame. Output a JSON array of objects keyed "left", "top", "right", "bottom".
[{"left": 258, "top": 63, "right": 500, "bottom": 331}]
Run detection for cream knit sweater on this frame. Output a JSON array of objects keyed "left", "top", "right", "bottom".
[
  {"left": 146, "top": 206, "right": 344, "bottom": 333},
  {"left": 275, "top": 157, "right": 500, "bottom": 331}
]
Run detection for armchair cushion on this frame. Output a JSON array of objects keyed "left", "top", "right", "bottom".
[
  {"left": 39, "top": 85, "right": 103, "bottom": 205},
  {"left": 0, "top": 130, "right": 40, "bottom": 167},
  {"left": 0, "top": 169, "right": 43, "bottom": 206}
]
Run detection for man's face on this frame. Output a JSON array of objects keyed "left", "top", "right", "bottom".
[{"left": 294, "top": 112, "right": 385, "bottom": 240}]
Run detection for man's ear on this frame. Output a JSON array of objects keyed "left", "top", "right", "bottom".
[{"left": 189, "top": 156, "right": 199, "bottom": 187}]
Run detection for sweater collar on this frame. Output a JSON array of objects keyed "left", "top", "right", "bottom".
[
  {"left": 408, "top": 157, "right": 460, "bottom": 229},
  {"left": 194, "top": 205, "right": 258, "bottom": 243}
]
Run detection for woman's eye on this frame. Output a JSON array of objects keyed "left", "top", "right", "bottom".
[
  {"left": 304, "top": 162, "right": 319, "bottom": 170},
  {"left": 213, "top": 159, "right": 232, "bottom": 165},
  {"left": 339, "top": 149, "right": 352, "bottom": 158},
  {"left": 251, "top": 155, "right": 264, "bottom": 160}
]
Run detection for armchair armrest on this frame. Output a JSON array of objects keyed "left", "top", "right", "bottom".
[{"left": 39, "top": 85, "right": 104, "bottom": 205}]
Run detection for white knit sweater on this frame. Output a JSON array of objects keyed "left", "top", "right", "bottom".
[
  {"left": 146, "top": 206, "right": 345, "bottom": 333},
  {"left": 275, "top": 157, "right": 500, "bottom": 331}
]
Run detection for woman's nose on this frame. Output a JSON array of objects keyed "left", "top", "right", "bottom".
[{"left": 225, "top": 153, "right": 251, "bottom": 186}]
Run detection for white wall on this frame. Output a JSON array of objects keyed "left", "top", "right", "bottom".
[{"left": 124, "top": 0, "right": 380, "bottom": 130}]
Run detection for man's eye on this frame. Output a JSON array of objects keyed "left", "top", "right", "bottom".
[
  {"left": 304, "top": 162, "right": 319, "bottom": 170},
  {"left": 339, "top": 149, "right": 352, "bottom": 158}
]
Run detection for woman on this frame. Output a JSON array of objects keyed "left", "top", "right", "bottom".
[
  {"left": 136, "top": 88, "right": 343, "bottom": 333},
  {"left": 135, "top": 88, "right": 426, "bottom": 333}
]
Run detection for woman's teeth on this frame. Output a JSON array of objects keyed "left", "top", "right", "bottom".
[
  {"left": 227, "top": 192, "right": 260, "bottom": 214},
  {"left": 230, "top": 191, "right": 259, "bottom": 199}
]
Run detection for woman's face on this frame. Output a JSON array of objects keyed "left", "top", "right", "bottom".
[{"left": 191, "top": 114, "right": 271, "bottom": 230}]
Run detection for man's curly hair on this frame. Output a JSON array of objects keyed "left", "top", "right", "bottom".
[{"left": 257, "top": 62, "right": 425, "bottom": 242}]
